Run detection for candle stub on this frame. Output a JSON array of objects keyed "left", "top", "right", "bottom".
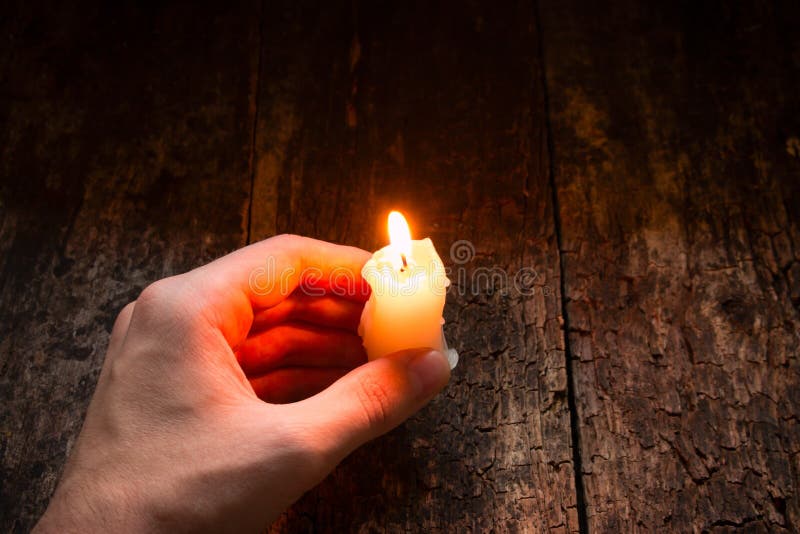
[{"left": 358, "top": 212, "right": 458, "bottom": 369}]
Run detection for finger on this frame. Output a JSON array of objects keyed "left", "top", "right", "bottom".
[
  {"left": 283, "top": 348, "right": 450, "bottom": 463},
  {"left": 249, "top": 367, "right": 351, "bottom": 404},
  {"left": 108, "top": 302, "right": 136, "bottom": 355},
  {"left": 98, "top": 302, "right": 136, "bottom": 383},
  {"left": 187, "top": 235, "right": 372, "bottom": 348},
  {"left": 250, "top": 293, "right": 364, "bottom": 333},
  {"left": 236, "top": 323, "right": 367, "bottom": 376}
]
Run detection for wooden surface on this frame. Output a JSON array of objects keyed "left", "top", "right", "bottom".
[
  {"left": 540, "top": 1, "right": 800, "bottom": 530},
  {"left": 0, "top": 2, "right": 258, "bottom": 530},
  {"left": 1, "top": 1, "right": 798, "bottom": 532}
]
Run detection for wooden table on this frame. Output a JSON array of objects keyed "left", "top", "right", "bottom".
[{"left": 2, "top": 1, "right": 798, "bottom": 531}]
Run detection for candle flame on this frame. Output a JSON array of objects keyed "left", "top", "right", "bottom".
[{"left": 388, "top": 211, "right": 412, "bottom": 258}]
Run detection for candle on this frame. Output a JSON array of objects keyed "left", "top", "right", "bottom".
[{"left": 358, "top": 211, "right": 458, "bottom": 369}]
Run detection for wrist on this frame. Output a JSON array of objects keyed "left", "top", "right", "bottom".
[{"left": 36, "top": 472, "right": 153, "bottom": 533}]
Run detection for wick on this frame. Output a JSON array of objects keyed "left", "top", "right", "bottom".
[{"left": 400, "top": 253, "right": 408, "bottom": 272}]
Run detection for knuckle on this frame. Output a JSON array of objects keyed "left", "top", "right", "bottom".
[
  {"left": 269, "top": 233, "right": 295, "bottom": 247},
  {"left": 134, "top": 277, "right": 194, "bottom": 326},
  {"left": 137, "top": 279, "right": 173, "bottom": 308},
  {"left": 269, "top": 233, "right": 307, "bottom": 251},
  {"left": 355, "top": 375, "right": 393, "bottom": 429}
]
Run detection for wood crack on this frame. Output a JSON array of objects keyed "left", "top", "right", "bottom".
[{"left": 533, "top": 0, "right": 588, "bottom": 532}]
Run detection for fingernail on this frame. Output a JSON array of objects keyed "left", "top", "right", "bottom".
[{"left": 408, "top": 350, "right": 451, "bottom": 398}]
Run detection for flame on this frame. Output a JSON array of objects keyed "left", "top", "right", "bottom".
[{"left": 388, "top": 211, "right": 412, "bottom": 258}]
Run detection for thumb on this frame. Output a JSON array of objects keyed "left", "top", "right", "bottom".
[{"left": 289, "top": 348, "right": 451, "bottom": 463}]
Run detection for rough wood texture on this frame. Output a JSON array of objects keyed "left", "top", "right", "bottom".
[
  {"left": 540, "top": 0, "right": 800, "bottom": 531},
  {"left": 254, "top": 2, "right": 577, "bottom": 531},
  {"left": 0, "top": 3, "right": 258, "bottom": 531},
  {"left": 3, "top": 0, "right": 799, "bottom": 532}
]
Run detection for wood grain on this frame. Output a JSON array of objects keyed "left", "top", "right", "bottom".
[
  {"left": 252, "top": 1, "right": 578, "bottom": 531},
  {"left": 0, "top": 3, "right": 258, "bottom": 530},
  {"left": 4, "top": 0, "right": 798, "bottom": 531},
  {"left": 540, "top": 0, "right": 800, "bottom": 531}
]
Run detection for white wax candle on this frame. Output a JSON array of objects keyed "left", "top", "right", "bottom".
[{"left": 358, "top": 212, "right": 458, "bottom": 369}]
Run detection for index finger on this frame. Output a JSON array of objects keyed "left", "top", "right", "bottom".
[{"left": 186, "top": 234, "right": 372, "bottom": 348}]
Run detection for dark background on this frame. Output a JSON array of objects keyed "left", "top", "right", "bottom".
[{"left": 1, "top": 1, "right": 799, "bottom": 532}]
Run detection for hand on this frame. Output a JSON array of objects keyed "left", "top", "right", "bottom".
[{"left": 35, "top": 235, "right": 451, "bottom": 533}]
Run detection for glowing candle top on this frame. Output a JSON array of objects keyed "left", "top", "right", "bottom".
[{"left": 388, "top": 211, "right": 413, "bottom": 260}]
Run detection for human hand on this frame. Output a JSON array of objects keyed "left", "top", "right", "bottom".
[{"left": 35, "top": 235, "right": 451, "bottom": 533}]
